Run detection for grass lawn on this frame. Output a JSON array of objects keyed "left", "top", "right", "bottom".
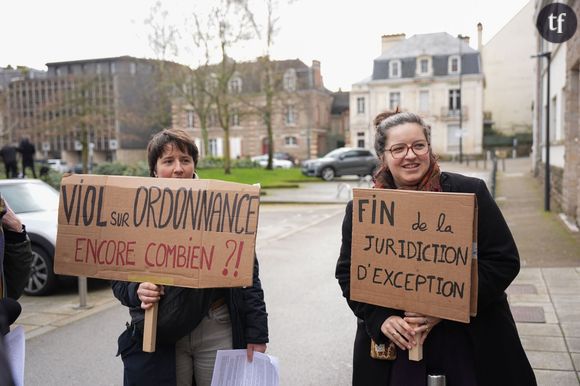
[{"left": 197, "top": 167, "right": 318, "bottom": 188}]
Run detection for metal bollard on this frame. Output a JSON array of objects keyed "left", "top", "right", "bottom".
[{"left": 427, "top": 374, "right": 446, "bottom": 386}]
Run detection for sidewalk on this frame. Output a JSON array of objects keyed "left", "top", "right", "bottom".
[{"left": 445, "top": 157, "right": 580, "bottom": 385}]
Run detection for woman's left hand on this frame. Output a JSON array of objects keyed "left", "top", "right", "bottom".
[
  {"left": 404, "top": 312, "right": 442, "bottom": 344},
  {"left": 246, "top": 343, "right": 267, "bottom": 362}
]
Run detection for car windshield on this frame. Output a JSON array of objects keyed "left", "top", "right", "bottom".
[
  {"left": 0, "top": 182, "right": 59, "bottom": 213},
  {"left": 324, "top": 148, "right": 349, "bottom": 159}
]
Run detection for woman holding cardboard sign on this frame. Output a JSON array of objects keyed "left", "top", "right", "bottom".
[
  {"left": 336, "top": 109, "right": 535, "bottom": 386},
  {"left": 113, "top": 128, "right": 268, "bottom": 386}
]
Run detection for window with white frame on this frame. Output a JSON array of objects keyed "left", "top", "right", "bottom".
[
  {"left": 283, "top": 69, "right": 297, "bottom": 91},
  {"left": 357, "top": 131, "right": 365, "bottom": 148},
  {"left": 209, "top": 109, "right": 218, "bottom": 127},
  {"left": 448, "top": 89, "right": 461, "bottom": 113},
  {"left": 229, "top": 76, "right": 242, "bottom": 94},
  {"left": 186, "top": 109, "right": 195, "bottom": 128},
  {"left": 419, "top": 90, "right": 429, "bottom": 112},
  {"left": 447, "top": 124, "right": 460, "bottom": 152},
  {"left": 416, "top": 56, "right": 431, "bottom": 76},
  {"left": 389, "top": 92, "right": 401, "bottom": 110},
  {"left": 284, "top": 136, "right": 298, "bottom": 146},
  {"left": 285, "top": 105, "right": 297, "bottom": 125},
  {"left": 448, "top": 55, "right": 461, "bottom": 74},
  {"left": 389, "top": 60, "right": 401, "bottom": 78},
  {"left": 230, "top": 108, "right": 239, "bottom": 126},
  {"left": 356, "top": 97, "right": 365, "bottom": 114},
  {"left": 208, "top": 138, "right": 220, "bottom": 157}
]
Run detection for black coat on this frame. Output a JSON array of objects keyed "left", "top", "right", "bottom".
[
  {"left": 112, "top": 255, "right": 269, "bottom": 348},
  {"left": 336, "top": 172, "right": 536, "bottom": 386}
]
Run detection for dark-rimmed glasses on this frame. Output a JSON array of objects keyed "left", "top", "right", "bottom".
[{"left": 387, "top": 140, "right": 429, "bottom": 159}]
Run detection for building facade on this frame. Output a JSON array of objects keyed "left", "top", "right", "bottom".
[
  {"left": 482, "top": 0, "right": 535, "bottom": 136},
  {"left": 4, "top": 56, "right": 180, "bottom": 166},
  {"left": 563, "top": 0, "right": 580, "bottom": 227},
  {"left": 350, "top": 33, "right": 484, "bottom": 158},
  {"left": 171, "top": 59, "right": 333, "bottom": 162},
  {"left": 532, "top": 0, "right": 569, "bottom": 214}
]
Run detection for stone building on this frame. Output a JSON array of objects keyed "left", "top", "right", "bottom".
[
  {"left": 171, "top": 59, "right": 333, "bottom": 162},
  {"left": 482, "top": 0, "right": 535, "bottom": 136},
  {"left": 350, "top": 33, "right": 484, "bottom": 158},
  {"left": 561, "top": 0, "right": 580, "bottom": 226},
  {"left": 4, "top": 56, "right": 182, "bottom": 165}
]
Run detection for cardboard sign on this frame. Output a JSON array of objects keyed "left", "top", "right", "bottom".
[
  {"left": 350, "top": 188, "right": 478, "bottom": 323},
  {"left": 54, "top": 174, "right": 260, "bottom": 288}
]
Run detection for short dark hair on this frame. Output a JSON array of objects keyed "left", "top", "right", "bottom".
[
  {"left": 147, "top": 128, "right": 199, "bottom": 177},
  {"left": 373, "top": 109, "right": 431, "bottom": 158}
]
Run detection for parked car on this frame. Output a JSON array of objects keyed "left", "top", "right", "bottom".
[
  {"left": 47, "top": 159, "right": 69, "bottom": 173},
  {"left": 272, "top": 152, "right": 298, "bottom": 165},
  {"left": 301, "top": 147, "right": 379, "bottom": 181},
  {"left": 250, "top": 154, "right": 293, "bottom": 169},
  {"left": 0, "top": 179, "right": 61, "bottom": 295}
]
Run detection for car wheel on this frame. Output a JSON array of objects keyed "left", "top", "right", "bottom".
[
  {"left": 24, "top": 245, "right": 56, "bottom": 296},
  {"left": 321, "top": 167, "right": 335, "bottom": 181}
]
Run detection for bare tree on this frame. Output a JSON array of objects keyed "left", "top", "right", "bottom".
[
  {"left": 235, "top": 0, "right": 294, "bottom": 170},
  {"left": 191, "top": 0, "right": 257, "bottom": 174}
]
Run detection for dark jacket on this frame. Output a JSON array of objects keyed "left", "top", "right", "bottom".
[
  {"left": 112, "top": 255, "right": 269, "bottom": 348},
  {"left": 336, "top": 172, "right": 536, "bottom": 386},
  {"left": 17, "top": 139, "right": 35, "bottom": 166},
  {"left": 0, "top": 198, "right": 33, "bottom": 300},
  {"left": 0, "top": 146, "right": 17, "bottom": 165}
]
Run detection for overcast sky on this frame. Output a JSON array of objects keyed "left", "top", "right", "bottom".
[{"left": 1, "top": 0, "right": 531, "bottom": 91}]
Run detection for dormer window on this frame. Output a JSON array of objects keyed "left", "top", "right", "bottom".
[
  {"left": 389, "top": 60, "right": 401, "bottom": 78},
  {"left": 448, "top": 55, "right": 461, "bottom": 74},
  {"left": 416, "top": 56, "right": 432, "bottom": 76},
  {"left": 228, "top": 76, "right": 242, "bottom": 94},
  {"left": 283, "top": 69, "right": 297, "bottom": 91}
]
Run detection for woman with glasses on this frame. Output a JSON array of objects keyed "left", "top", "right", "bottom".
[{"left": 336, "top": 109, "right": 535, "bottom": 385}]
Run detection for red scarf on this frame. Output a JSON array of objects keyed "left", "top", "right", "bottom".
[{"left": 373, "top": 154, "right": 442, "bottom": 192}]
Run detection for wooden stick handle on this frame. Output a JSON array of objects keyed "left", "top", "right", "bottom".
[
  {"left": 409, "top": 329, "right": 423, "bottom": 361},
  {"left": 142, "top": 303, "right": 159, "bottom": 353}
]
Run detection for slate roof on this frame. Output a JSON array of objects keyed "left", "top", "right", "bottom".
[
  {"left": 331, "top": 90, "right": 349, "bottom": 114},
  {"left": 371, "top": 32, "right": 481, "bottom": 81}
]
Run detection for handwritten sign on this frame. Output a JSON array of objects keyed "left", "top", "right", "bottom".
[
  {"left": 54, "top": 174, "right": 260, "bottom": 288},
  {"left": 350, "top": 188, "right": 478, "bottom": 323}
]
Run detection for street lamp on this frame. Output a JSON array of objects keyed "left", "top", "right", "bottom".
[{"left": 532, "top": 51, "right": 551, "bottom": 211}]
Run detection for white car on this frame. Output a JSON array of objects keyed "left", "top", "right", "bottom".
[
  {"left": 0, "top": 179, "right": 61, "bottom": 295},
  {"left": 47, "top": 159, "right": 69, "bottom": 173},
  {"left": 250, "top": 155, "right": 293, "bottom": 169}
]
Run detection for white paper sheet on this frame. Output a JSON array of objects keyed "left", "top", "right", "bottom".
[
  {"left": 4, "top": 325, "right": 25, "bottom": 386},
  {"left": 210, "top": 349, "right": 279, "bottom": 386}
]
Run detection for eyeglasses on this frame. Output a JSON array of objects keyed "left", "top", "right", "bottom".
[{"left": 387, "top": 140, "right": 429, "bottom": 159}]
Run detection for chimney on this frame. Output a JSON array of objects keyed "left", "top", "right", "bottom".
[
  {"left": 477, "top": 22, "right": 483, "bottom": 51},
  {"left": 311, "top": 60, "right": 323, "bottom": 89},
  {"left": 381, "top": 34, "right": 406, "bottom": 55},
  {"left": 458, "top": 34, "right": 470, "bottom": 46}
]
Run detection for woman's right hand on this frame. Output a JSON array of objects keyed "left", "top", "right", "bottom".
[
  {"left": 137, "top": 282, "right": 164, "bottom": 310},
  {"left": 380, "top": 315, "right": 416, "bottom": 350}
]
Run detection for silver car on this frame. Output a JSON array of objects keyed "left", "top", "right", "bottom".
[
  {"left": 301, "top": 147, "right": 379, "bottom": 181},
  {"left": 0, "top": 179, "right": 60, "bottom": 295}
]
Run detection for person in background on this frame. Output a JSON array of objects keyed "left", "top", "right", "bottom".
[
  {"left": 112, "top": 128, "right": 268, "bottom": 386},
  {"left": 17, "top": 137, "right": 36, "bottom": 179},
  {"left": 336, "top": 108, "right": 536, "bottom": 386},
  {"left": 0, "top": 144, "right": 18, "bottom": 179},
  {"left": 0, "top": 197, "right": 33, "bottom": 386}
]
